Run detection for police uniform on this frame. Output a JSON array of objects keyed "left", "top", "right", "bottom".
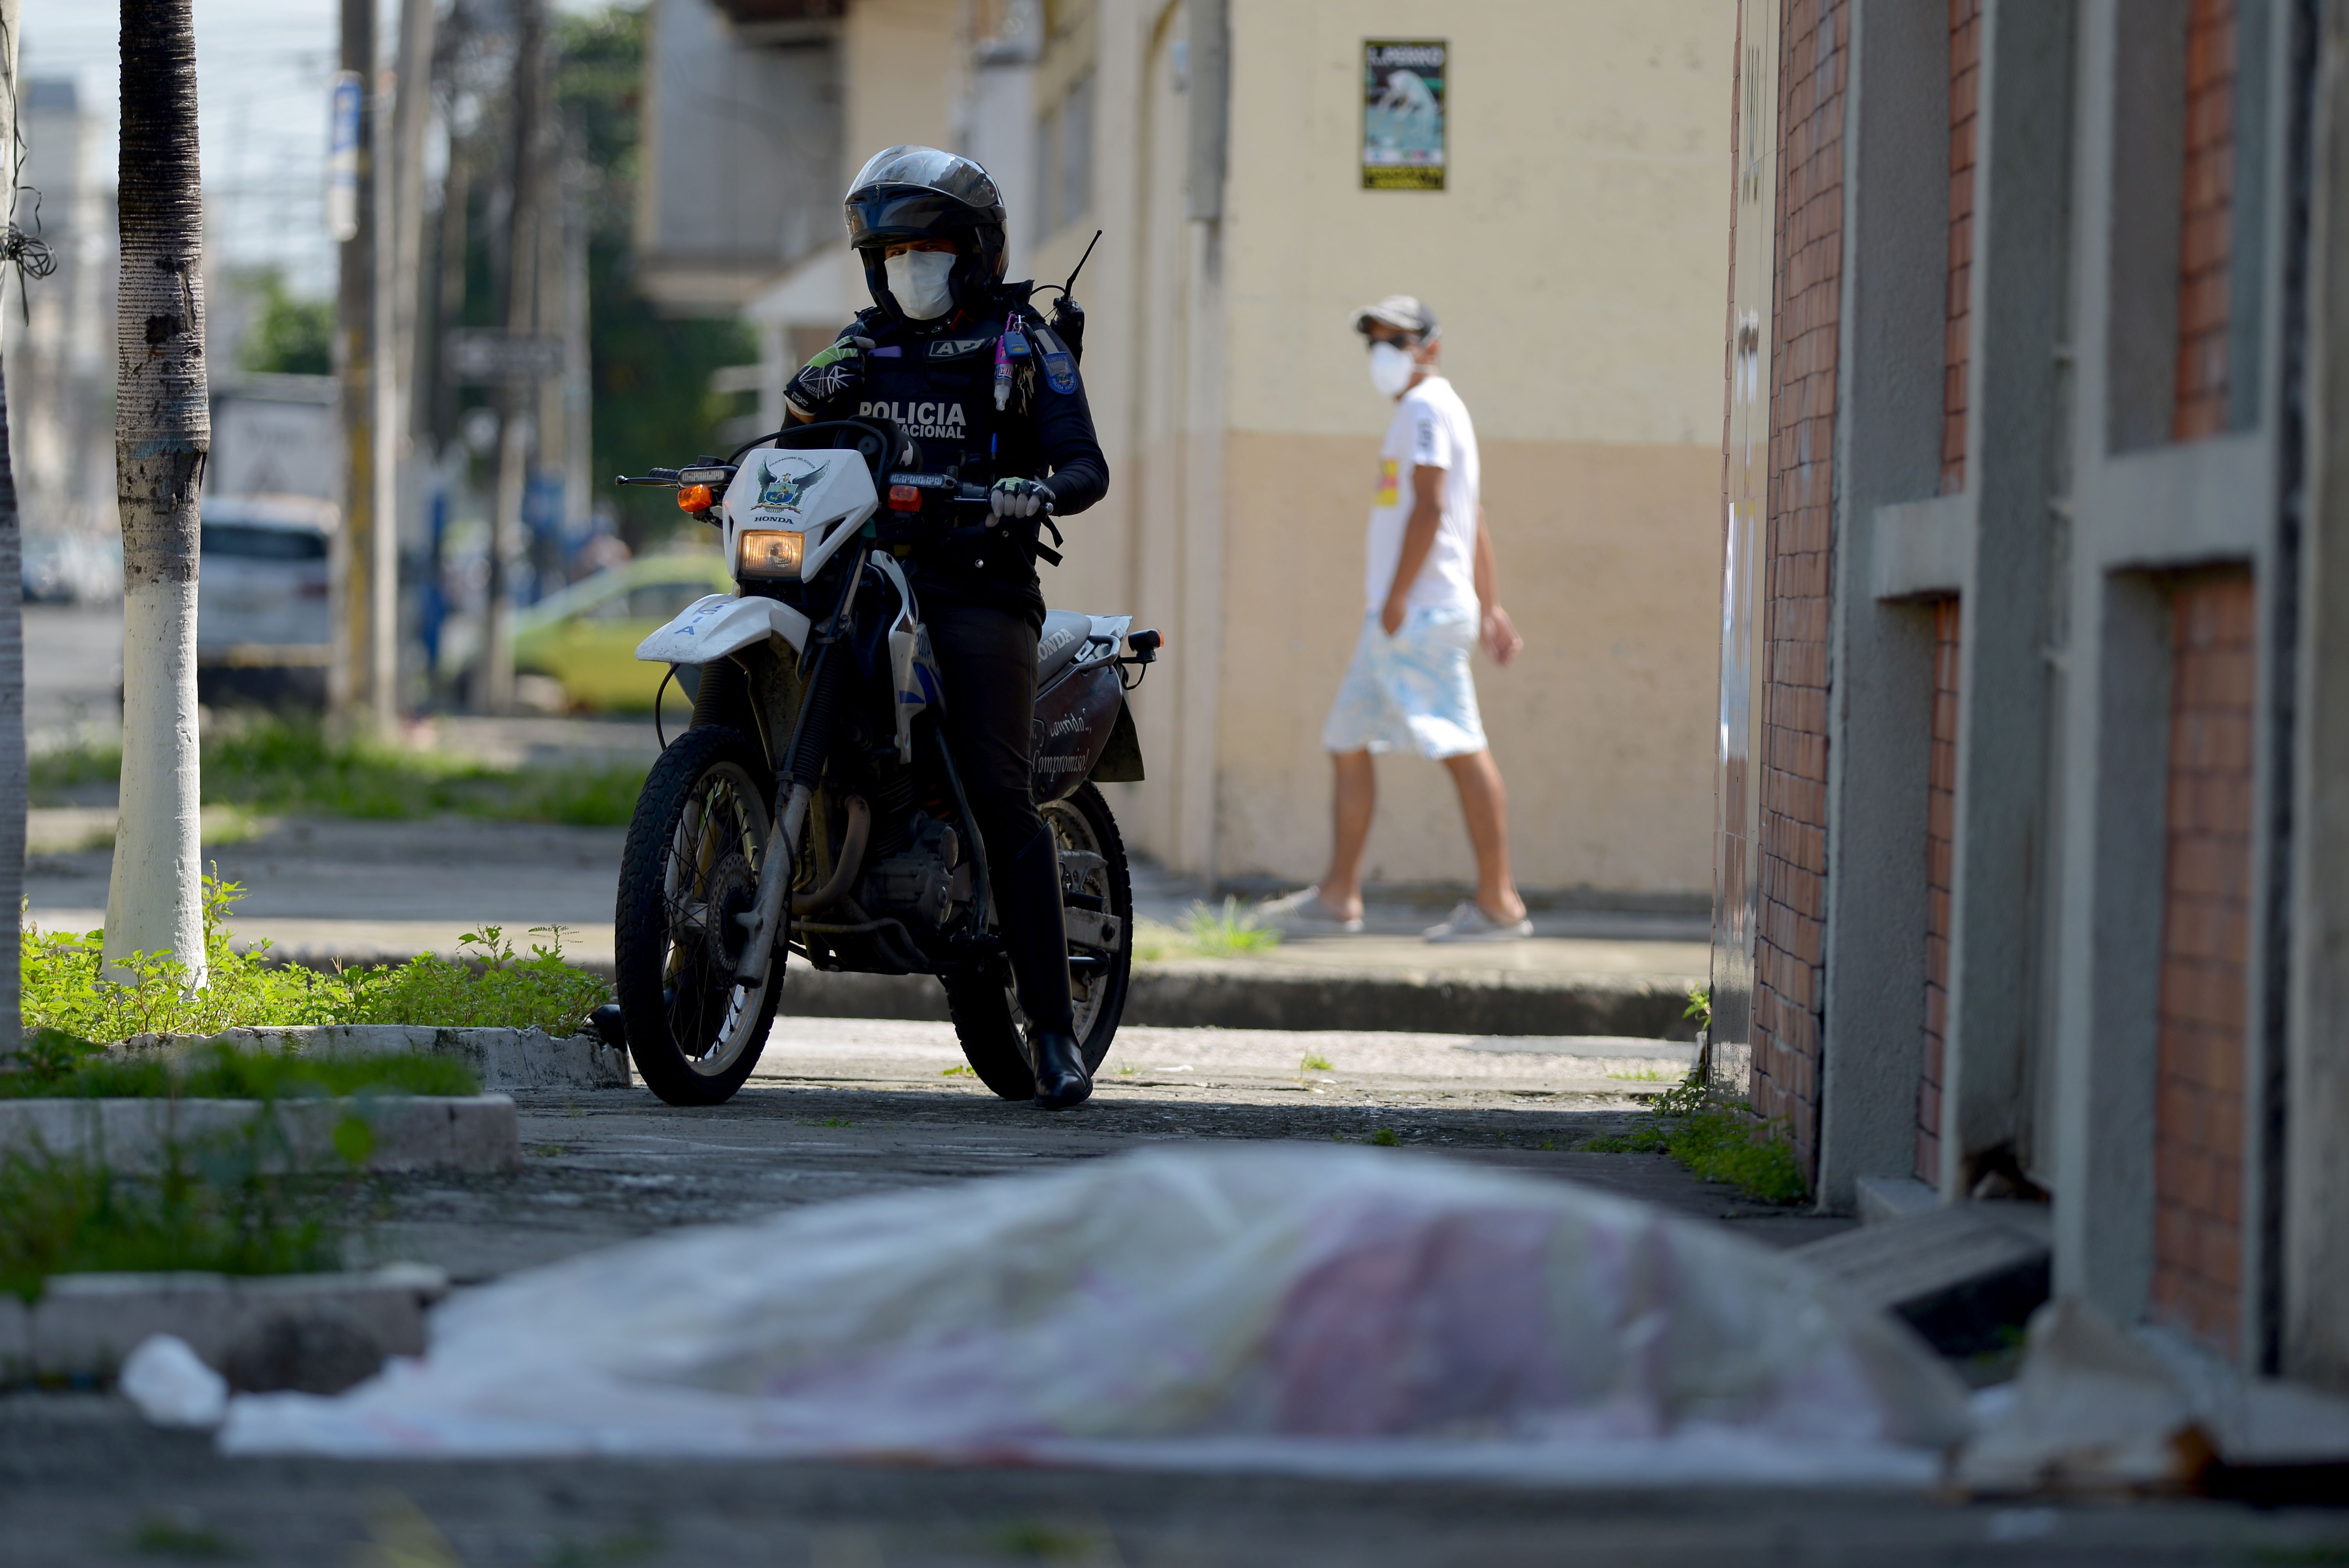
[{"left": 796, "top": 287, "right": 1108, "bottom": 1049}]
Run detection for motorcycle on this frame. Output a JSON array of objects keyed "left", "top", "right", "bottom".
[{"left": 608, "top": 417, "right": 1161, "bottom": 1107}]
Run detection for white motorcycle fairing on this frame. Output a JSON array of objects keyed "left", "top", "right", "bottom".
[
  {"left": 721, "top": 445, "right": 880, "bottom": 586},
  {"left": 635, "top": 593, "right": 813, "bottom": 666}
]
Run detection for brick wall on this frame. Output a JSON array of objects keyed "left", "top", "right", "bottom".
[
  {"left": 2174, "top": 0, "right": 2238, "bottom": 441},
  {"left": 1917, "top": 598, "right": 1961, "bottom": 1183},
  {"left": 1941, "top": 0, "right": 1980, "bottom": 495},
  {"left": 2152, "top": 570, "right": 2256, "bottom": 1350},
  {"left": 1752, "top": 0, "right": 1846, "bottom": 1182}
]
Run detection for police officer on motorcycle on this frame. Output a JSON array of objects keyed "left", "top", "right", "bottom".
[{"left": 783, "top": 146, "right": 1108, "bottom": 1111}]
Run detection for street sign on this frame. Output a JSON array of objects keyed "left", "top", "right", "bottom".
[
  {"left": 326, "top": 71, "right": 362, "bottom": 241},
  {"left": 444, "top": 330, "right": 566, "bottom": 383}
]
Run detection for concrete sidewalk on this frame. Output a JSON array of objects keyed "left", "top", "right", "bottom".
[{"left": 27, "top": 811, "right": 1708, "bottom": 1037}]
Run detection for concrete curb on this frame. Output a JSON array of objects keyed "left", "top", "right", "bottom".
[
  {"left": 0, "top": 1264, "right": 447, "bottom": 1386},
  {"left": 0, "top": 1095, "right": 521, "bottom": 1174},
  {"left": 785, "top": 962, "right": 1701, "bottom": 1039},
  {"left": 114, "top": 1025, "right": 631, "bottom": 1091}
]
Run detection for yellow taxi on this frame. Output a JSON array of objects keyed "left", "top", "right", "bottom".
[{"left": 512, "top": 550, "right": 733, "bottom": 711}]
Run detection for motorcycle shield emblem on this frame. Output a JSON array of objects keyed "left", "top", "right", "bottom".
[{"left": 755, "top": 455, "right": 816, "bottom": 513}]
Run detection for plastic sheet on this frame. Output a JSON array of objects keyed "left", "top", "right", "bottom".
[
  {"left": 122, "top": 1334, "right": 229, "bottom": 1429},
  {"left": 221, "top": 1145, "right": 1973, "bottom": 1481}
]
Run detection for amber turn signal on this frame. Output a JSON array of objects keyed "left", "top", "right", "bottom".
[
  {"left": 736, "top": 529, "right": 804, "bottom": 581},
  {"left": 888, "top": 484, "right": 922, "bottom": 512},
  {"left": 676, "top": 483, "right": 714, "bottom": 513}
]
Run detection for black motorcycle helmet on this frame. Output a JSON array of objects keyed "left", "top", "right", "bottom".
[{"left": 843, "top": 146, "right": 1009, "bottom": 323}]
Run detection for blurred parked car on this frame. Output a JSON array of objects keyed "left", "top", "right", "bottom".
[
  {"left": 196, "top": 495, "right": 337, "bottom": 707},
  {"left": 21, "top": 529, "right": 121, "bottom": 603},
  {"left": 511, "top": 551, "right": 731, "bottom": 712}
]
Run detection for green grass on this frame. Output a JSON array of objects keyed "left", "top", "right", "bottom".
[
  {"left": 129, "top": 1515, "right": 246, "bottom": 1559},
  {"left": 0, "top": 1039, "right": 478, "bottom": 1101},
  {"left": 0, "top": 1142, "right": 348, "bottom": 1303},
  {"left": 31, "top": 716, "right": 648, "bottom": 827},
  {"left": 1369, "top": 1127, "right": 1400, "bottom": 1147},
  {"left": 1580, "top": 1079, "right": 1807, "bottom": 1204},
  {"left": 1134, "top": 898, "right": 1283, "bottom": 961},
  {"left": 23, "top": 876, "right": 612, "bottom": 1045},
  {"left": 1301, "top": 1053, "right": 1335, "bottom": 1073}
]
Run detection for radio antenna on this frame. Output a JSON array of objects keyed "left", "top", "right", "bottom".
[{"left": 1055, "top": 230, "right": 1103, "bottom": 298}]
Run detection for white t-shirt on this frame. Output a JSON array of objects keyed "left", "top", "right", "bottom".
[{"left": 1363, "top": 374, "right": 1481, "bottom": 616}]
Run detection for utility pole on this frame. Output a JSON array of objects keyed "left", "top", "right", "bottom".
[
  {"left": 478, "top": 0, "right": 540, "bottom": 715},
  {"left": 0, "top": 0, "right": 25, "bottom": 1043},
  {"left": 371, "top": 0, "right": 437, "bottom": 730},
  {"left": 560, "top": 134, "right": 590, "bottom": 563},
  {"left": 333, "top": 0, "right": 375, "bottom": 725}
]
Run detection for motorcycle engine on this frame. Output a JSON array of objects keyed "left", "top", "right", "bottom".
[{"left": 859, "top": 814, "right": 970, "bottom": 930}]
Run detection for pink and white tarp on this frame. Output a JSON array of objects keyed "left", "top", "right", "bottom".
[{"left": 221, "top": 1145, "right": 1974, "bottom": 1483}]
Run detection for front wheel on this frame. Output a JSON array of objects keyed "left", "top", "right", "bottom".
[
  {"left": 614, "top": 724, "right": 783, "bottom": 1105},
  {"left": 945, "top": 781, "right": 1135, "bottom": 1099}
]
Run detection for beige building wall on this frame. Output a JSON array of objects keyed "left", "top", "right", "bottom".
[
  {"left": 1026, "top": 0, "right": 1732, "bottom": 896},
  {"left": 807, "top": 0, "right": 1730, "bottom": 896}
]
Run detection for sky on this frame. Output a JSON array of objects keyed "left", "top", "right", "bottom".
[
  {"left": 21, "top": 0, "right": 346, "bottom": 294},
  {"left": 16, "top": 0, "right": 605, "bottom": 299}
]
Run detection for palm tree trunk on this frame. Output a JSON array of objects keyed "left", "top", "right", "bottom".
[{"left": 104, "top": 0, "right": 207, "bottom": 983}]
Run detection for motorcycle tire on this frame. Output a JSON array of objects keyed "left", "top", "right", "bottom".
[
  {"left": 614, "top": 723, "right": 784, "bottom": 1106},
  {"left": 945, "top": 780, "right": 1135, "bottom": 1100}
]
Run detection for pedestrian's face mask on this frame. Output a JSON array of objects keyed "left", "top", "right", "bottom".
[
  {"left": 885, "top": 250, "right": 957, "bottom": 321},
  {"left": 1368, "top": 340, "right": 1417, "bottom": 398}
]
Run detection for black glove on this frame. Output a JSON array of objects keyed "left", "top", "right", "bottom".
[
  {"left": 988, "top": 477, "right": 1055, "bottom": 520},
  {"left": 782, "top": 328, "right": 876, "bottom": 419}
]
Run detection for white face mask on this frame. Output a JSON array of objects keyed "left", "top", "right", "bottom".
[
  {"left": 1368, "top": 340, "right": 1418, "bottom": 398},
  {"left": 884, "top": 249, "right": 957, "bottom": 320}
]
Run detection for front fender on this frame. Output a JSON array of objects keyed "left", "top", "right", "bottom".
[{"left": 635, "top": 593, "right": 811, "bottom": 665}]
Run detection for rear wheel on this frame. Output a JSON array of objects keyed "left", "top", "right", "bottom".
[
  {"left": 945, "top": 782, "right": 1134, "bottom": 1099},
  {"left": 614, "top": 725, "right": 783, "bottom": 1105}
]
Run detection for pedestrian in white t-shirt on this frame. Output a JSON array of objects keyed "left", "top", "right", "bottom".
[{"left": 1259, "top": 296, "right": 1530, "bottom": 941}]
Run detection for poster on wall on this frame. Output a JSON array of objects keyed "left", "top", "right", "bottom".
[{"left": 1361, "top": 39, "right": 1447, "bottom": 190}]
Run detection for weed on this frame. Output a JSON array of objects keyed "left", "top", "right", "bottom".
[
  {"left": 1369, "top": 1127, "right": 1400, "bottom": 1147},
  {"left": 0, "top": 1039, "right": 478, "bottom": 1101},
  {"left": 1605, "top": 1066, "right": 1667, "bottom": 1081},
  {"left": 940, "top": 1065, "right": 974, "bottom": 1077},
  {"left": 1185, "top": 897, "right": 1280, "bottom": 957},
  {"left": 1300, "top": 1053, "right": 1335, "bottom": 1073},
  {"left": 21, "top": 879, "right": 611, "bottom": 1044},
  {"left": 1117, "top": 1065, "right": 1137, "bottom": 1076},
  {"left": 802, "top": 1117, "right": 854, "bottom": 1128},
  {"left": 1132, "top": 899, "right": 1282, "bottom": 961},
  {"left": 130, "top": 1513, "right": 244, "bottom": 1559},
  {"left": 528, "top": 1144, "right": 572, "bottom": 1159},
  {"left": 342, "top": 925, "right": 612, "bottom": 1036},
  {"left": 993, "top": 1521, "right": 1105, "bottom": 1561},
  {"left": 1581, "top": 1077, "right": 1807, "bottom": 1204},
  {"left": 541, "top": 1528, "right": 663, "bottom": 1567},
  {"left": 0, "top": 1139, "right": 349, "bottom": 1303},
  {"left": 1684, "top": 984, "right": 1712, "bottom": 1032},
  {"left": 32, "top": 716, "right": 648, "bottom": 827}
]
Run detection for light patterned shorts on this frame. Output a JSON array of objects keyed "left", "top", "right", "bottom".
[{"left": 1321, "top": 605, "right": 1488, "bottom": 760}]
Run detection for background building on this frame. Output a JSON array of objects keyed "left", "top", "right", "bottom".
[
  {"left": 1711, "top": 0, "right": 2349, "bottom": 1392},
  {"left": 641, "top": 0, "right": 1736, "bottom": 902}
]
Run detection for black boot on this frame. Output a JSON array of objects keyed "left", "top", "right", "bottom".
[
  {"left": 1030, "top": 1029, "right": 1090, "bottom": 1111},
  {"left": 998, "top": 824, "right": 1091, "bottom": 1110}
]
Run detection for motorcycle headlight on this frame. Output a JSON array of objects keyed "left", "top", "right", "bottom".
[{"left": 736, "top": 529, "right": 804, "bottom": 581}]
